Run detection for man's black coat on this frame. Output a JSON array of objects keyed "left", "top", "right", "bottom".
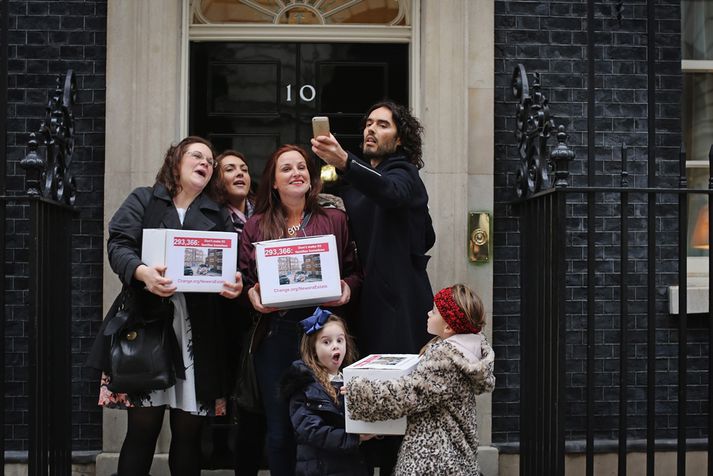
[{"left": 339, "top": 152, "right": 435, "bottom": 355}]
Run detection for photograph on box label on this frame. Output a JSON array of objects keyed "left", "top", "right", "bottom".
[
  {"left": 370, "top": 356, "right": 406, "bottom": 366},
  {"left": 182, "top": 247, "right": 223, "bottom": 276},
  {"left": 277, "top": 253, "right": 323, "bottom": 286}
]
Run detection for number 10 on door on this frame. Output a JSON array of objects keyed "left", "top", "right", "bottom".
[{"left": 286, "top": 84, "right": 316, "bottom": 103}]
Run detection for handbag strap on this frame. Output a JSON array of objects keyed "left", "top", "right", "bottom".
[{"left": 141, "top": 189, "right": 186, "bottom": 378}]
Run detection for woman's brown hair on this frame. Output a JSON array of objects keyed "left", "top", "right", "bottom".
[
  {"left": 254, "top": 144, "right": 323, "bottom": 240},
  {"left": 209, "top": 149, "right": 256, "bottom": 206},
  {"left": 299, "top": 315, "right": 358, "bottom": 403},
  {"left": 154, "top": 136, "right": 215, "bottom": 197}
]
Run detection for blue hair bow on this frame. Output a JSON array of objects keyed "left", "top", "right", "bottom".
[{"left": 299, "top": 307, "right": 332, "bottom": 335}]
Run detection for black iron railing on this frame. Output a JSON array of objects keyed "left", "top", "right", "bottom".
[
  {"left": 0, "top": 0, "right": 9, "bottom": 469},
  {"left": 1, "top": 70, "right": 77, "bottom": 476},
  {"left": 513, "top": 61, "right": 713, "bottom": 475}
]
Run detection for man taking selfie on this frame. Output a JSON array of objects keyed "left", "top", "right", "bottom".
[{"left": 311, "top": 100, "right": 435, "bottom": 356}]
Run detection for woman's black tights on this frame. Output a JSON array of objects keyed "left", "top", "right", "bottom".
[{"left": 117, "top": 406, "right": 204, "bottom": 476}]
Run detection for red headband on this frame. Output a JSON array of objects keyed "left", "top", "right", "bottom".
[{"left": 434, "top": 287, "right": 479, "bottom": 334}]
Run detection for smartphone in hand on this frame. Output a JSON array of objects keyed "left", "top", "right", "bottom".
[{"left": 312, "top": 116, "right": 330, "bottom": 138}]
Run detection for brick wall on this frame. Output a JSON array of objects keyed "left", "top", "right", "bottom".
[
  {"left": 5, "top": 0, "right": 106, "bottom": 451},
  {"left": 493, "top": 0, "right": 689, "bottom": 446},
  {"left": 2, "top": 0, "right": 699, "bottom": 457}
]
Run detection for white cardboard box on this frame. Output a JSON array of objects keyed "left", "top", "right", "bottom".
[
  {"left": 254, "top": 234, "right": 341, "bottom": 309},
  {"left": 141, "top": 229, "right": 238, "bottom": 292},
  {"left": 344, "top": 354, "right": 420, "bottom": 435}
]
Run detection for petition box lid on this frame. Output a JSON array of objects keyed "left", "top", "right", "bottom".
[{"left": 344, "top": 354, "right": 420, "bottom": 371}]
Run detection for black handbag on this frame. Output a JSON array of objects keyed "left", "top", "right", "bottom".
[
  {"left": 233, "top": 314, "right": 267, "bottom": 414},
  {"left": 87, "top": 190, "right": 185, "bottom": 393},
  {"left": 105, "top": 287, "right": 180, "bottom": 394}
]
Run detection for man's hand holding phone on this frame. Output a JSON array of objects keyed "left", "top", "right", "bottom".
[
  {"left": 311, "top": 116, "right": 349, "bottom": 170},
  {"left": 312, "top": 116, "right": 330, "bottom": 139}
]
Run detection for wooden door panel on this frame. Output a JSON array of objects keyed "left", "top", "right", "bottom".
[
  {"left": 207, "top": 62, "right": 282, "bottom": 115},
  {"left": 299, "top": 43, "right": 408, "bottom": 156},
  {"left": 190, "top": 42, "right": 408, "bottom": 188},
  {"left": 209, "top": 132, "right": 281, "bottom": 174}
]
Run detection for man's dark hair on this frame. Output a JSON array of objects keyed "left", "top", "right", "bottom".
[{"left": 363, "top": 101, "right": 424, "bottom": 169}]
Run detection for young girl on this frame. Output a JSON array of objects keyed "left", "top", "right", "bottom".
[
  {"left": 281, "top": 308, "right": 371, "bottom": 476},
  {"left": 345, "top": 284, "right": 495, "bottom": 476}
]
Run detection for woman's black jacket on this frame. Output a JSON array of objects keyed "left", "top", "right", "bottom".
[{"left": 86, "top": 184, "right": 234, "bottom": 402}]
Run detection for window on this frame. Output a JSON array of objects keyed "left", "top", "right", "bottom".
[
  {"left": 682, "top": 1, "right": 713, "bottom": 276},
  {"left": 670, "top": 1, "right": 713, "bottom": 313},
  {"left": 192, "top": 0, "right": 411, "bottom": 25}
]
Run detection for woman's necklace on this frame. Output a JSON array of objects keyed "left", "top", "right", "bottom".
[
  {"left": 287, "top": 211, "right": 304, "bottom": 236},
  {"left": 287, "top": 223, "right": 300, "bottom": 236}
]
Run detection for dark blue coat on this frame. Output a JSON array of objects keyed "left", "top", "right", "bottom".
[
  {"left": 339, "top": 152, "right": 435, "bottom": 355},
  {"left": 281, "top": 360, "right": 368, "bottom": 476}
]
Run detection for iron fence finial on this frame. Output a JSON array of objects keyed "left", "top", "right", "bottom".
[
  {"left": 550, "top": 125, "right": 575, "bottom": 188},
  {"left": 21, "top": 69, "right": 77, "bottom": 205},
  {"left": 20, "top": 132, "right": 45, "bottom": 196}
]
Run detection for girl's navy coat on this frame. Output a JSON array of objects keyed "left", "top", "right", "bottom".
[{"left": 281, "top": 360, "right": 368, "bottom": 476}]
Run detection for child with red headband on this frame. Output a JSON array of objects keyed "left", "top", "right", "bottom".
[{"left": 343, "top": 284, "right": 495, "bottom": 476}]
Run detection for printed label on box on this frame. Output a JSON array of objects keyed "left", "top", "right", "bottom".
[
  {"left": 255, "top": 235, "right": 341, "bottom": 309},
  {"left": 142, "top": 229, "right": 238, "bottom": 293}
]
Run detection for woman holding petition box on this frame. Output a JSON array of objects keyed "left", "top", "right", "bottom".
[
  {"left": 212, "top": 150, "right": 266, "bottom": 476},
  {"left": 239, "top": 144, "right": 361, "bottom": 476},
  {"left": 90, "top": 136, "right": 243, "bottom": 476}
]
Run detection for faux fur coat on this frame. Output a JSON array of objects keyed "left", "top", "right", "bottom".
[{"left": 346, "top": 334, "right": 495, "bottom": 476}]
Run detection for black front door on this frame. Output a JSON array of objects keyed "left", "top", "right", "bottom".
[{"left": 189, "top": 42, "right": 408, "bottom": 181}]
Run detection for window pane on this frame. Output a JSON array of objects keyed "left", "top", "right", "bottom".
[
  {"left": 688, "top": 168, "right": 710, "bottom": 256},
  {"left": 197, "top": 0, "right": 276, "bottom": 23},
  {"left": 683, "top": 73, "right": 713, "bottom": 162},
  {"left": 682, "top": 0, "right": 713, "bottom": 60},
  {"left": 208, "top": 62, "right": 279, "bottom": 114},
  {"left": 325, "top": 0, "right": 403, "bottom": 25},
  {"left": 277, "top": 7, "right": 321, "bottom": 25}
]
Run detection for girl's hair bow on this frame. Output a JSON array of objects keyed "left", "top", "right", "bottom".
[{"left": 298, "top": 307, "right": 332, "bottom": 335}]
